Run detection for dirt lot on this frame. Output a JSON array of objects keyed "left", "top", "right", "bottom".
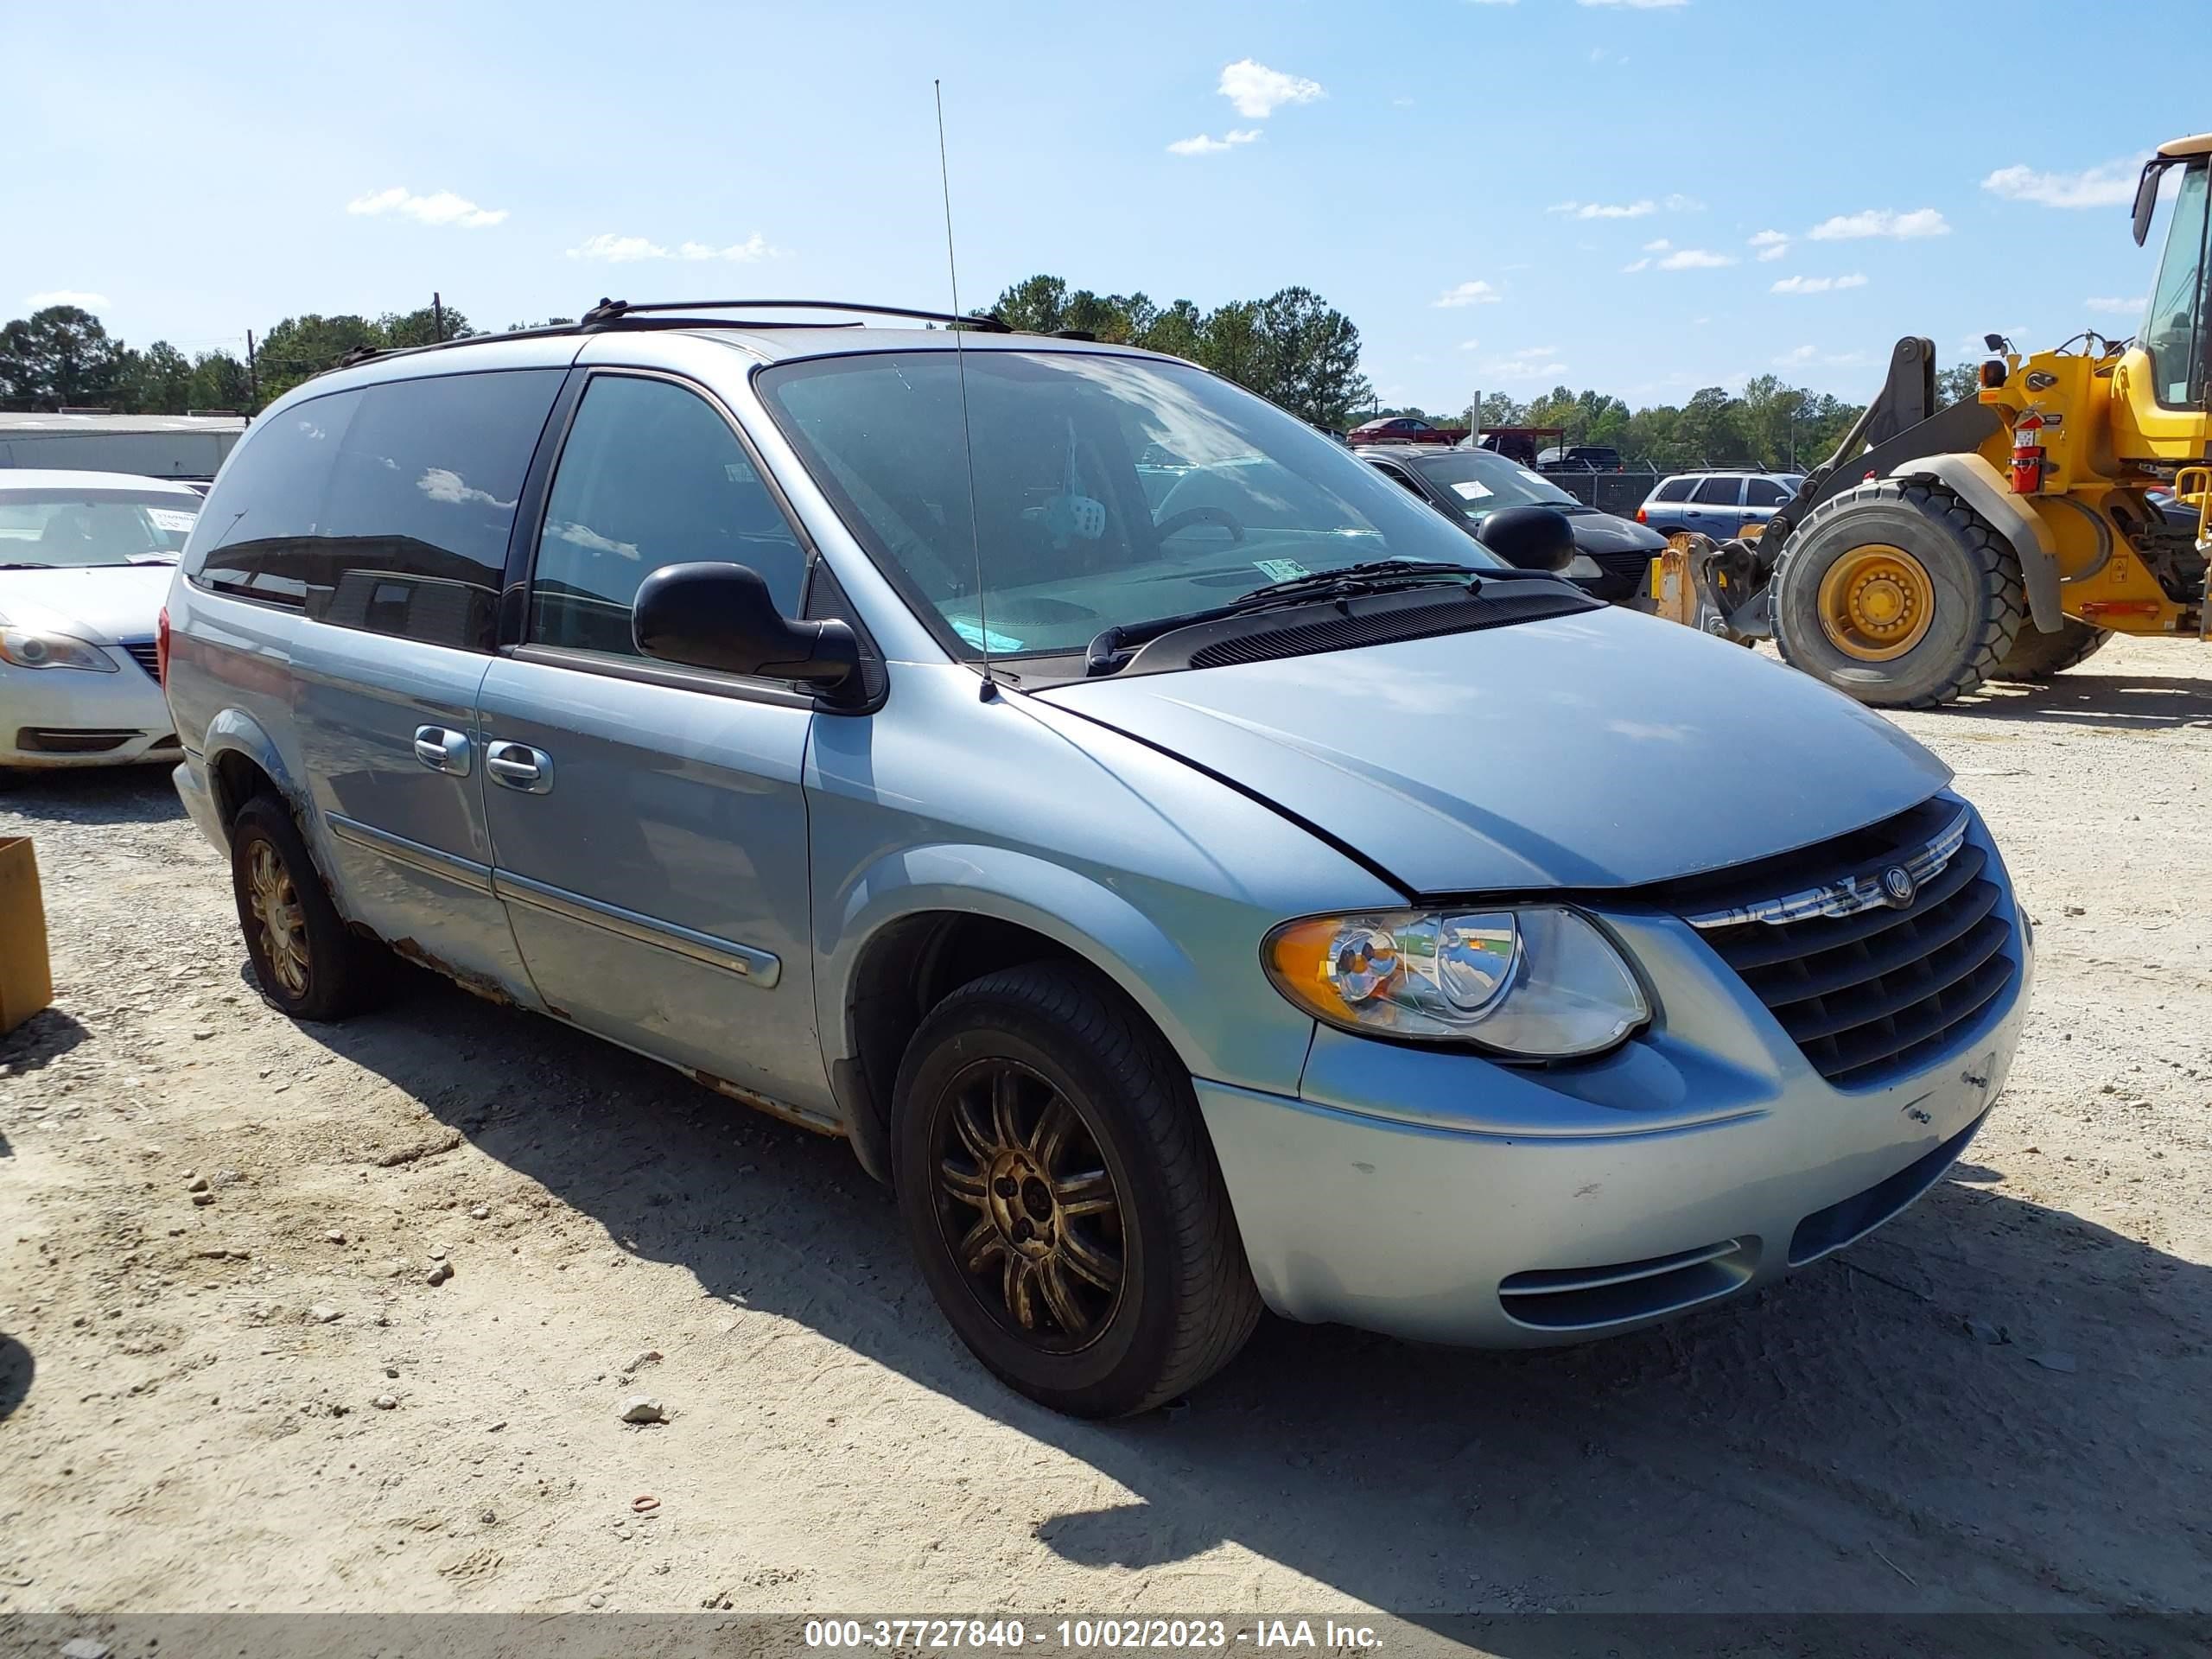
[{"left": 2, "top": 636, "right": 2208, "bottom": 1624}]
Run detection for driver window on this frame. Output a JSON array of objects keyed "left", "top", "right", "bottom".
[
  {"left": 529, "top": 375, "right": 807, "bottom": 658},
  {"left": 2145, "top": 164, "right": 2211, "bottom": 408}
]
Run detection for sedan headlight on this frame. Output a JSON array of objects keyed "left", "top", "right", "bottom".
[
  {"left": 0, "top": 623, "right": 118, "bottom": 672},
  {"left": 1263, "top": 906, "right": 1649, "bottom": 1058}
]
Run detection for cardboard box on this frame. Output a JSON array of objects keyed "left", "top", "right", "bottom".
[{"left": 1, "top": 836, "right": 54, "bottom": 1035}]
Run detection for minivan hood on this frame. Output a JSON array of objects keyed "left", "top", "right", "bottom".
[
  {"left": 0, "top": 564, "right": 172, "bottom": 643},
  {"left": 1037, "top": 606, "right": 1951, "bottom": 893}
]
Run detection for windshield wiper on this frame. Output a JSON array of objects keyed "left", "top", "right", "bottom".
[
  {"left": 1084, "top": 559, "right": 1485, "bottom": 675},
  {"left": 0, "top": 562, "right": 53, "bottom": 570}
]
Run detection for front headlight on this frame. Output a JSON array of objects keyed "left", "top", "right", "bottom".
[
  {"left": 0, "top": 623, "right": 118, "bottom": 672},
  {"left": 1561, "top": 554, "right": 1605, "bottom": 580},
  {"left": 1263, "top": 906, "right": 1649, "bottom": 1058}
]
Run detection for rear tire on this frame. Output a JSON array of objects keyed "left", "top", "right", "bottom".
[
  {"left": 1988, "top": 617, "right": 2110, "bottom": 682},
  {"left": 230, "top": 795, "right": 387, "bottom": 1021},
  {"left": 893, "top": 963, "right": 1262, "bottom": 1419},
  {"left": 1773, "top": 478, "right": 2025, "bottom": 709}
]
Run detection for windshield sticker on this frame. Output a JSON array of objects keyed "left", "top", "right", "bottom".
[
  {"left": 1450, "top": 480, "right": 1494, "bottom": 501},
  {"left": 1251, "top": 557, "right": 1309, "bottom": 582},
  {"left": 146, "top": 508, "right": 199, "bottom": 531},
  {"left": 949, "top": 617, "right": 1027, "bottom": 652}
]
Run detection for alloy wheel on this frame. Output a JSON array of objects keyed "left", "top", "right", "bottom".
[
  {"left": 931, "top": 1058, "right": 1126, "bottom": 1353},
  {"left": 246, "top": 839, "right": 311, "bottom": 998}
]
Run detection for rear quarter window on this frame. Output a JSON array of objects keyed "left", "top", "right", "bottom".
[
  {"left": 1691, "top": 475, "right": 1744, "bottom": 505},
  {"left": 1652, "top": 477, "right": 1694, "bottom": 502},
  {"left": 189, "top": 368, "right": 563, "bottom": 650}
]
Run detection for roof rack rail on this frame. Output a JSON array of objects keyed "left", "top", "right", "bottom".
[
  {"left": 293, "top": 300, "right": 1020, "bottom": 388},
  {"left": 579, "top": 297, "right": 1010, "bottom": 333}
]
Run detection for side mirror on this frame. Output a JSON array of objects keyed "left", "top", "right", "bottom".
[
  {"left": 632, "top": 562, "right": 861, "bottom": 691},
  {"left": 2133, "top": 157, "right": 2170, "bottom": 248},
  {"left": 1477, "top": 505, "right": 1576, "bottom": 572}
]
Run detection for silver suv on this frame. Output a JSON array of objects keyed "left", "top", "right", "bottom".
[{"left": 162, "top": 302, "right": 2031, "bottom": 1417}]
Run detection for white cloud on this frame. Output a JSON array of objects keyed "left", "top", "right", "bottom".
[
  {"left": 1808, "top": 207, "right": 1949, "bottom": 240},
  {"left": 1484, "top": 345, "right": 1568, "bottom": 380},
  {"left": 416, "top": 468, "right": 515, "bottom": 511},
  {"left": 1772, "top": 344, "right": 1871, "bottom": 369},
  {"left": 2085, "top": 295, "right": 2145, "bottom": 315},
  {"left": 1771, "top": 272, "right": 1870, "bottom": 294},
  {"left": 1458, "top": 338, "right": 1482, "bottom": 351},
  {"left": 568, "top": 232, "right": 779, "bottom": 263},
  {"left": 1643, "top": 238, "right": 1671, "bottom": 251},
  {"left": 1621, "top": 258, "right": 1649, "bottom": 273},
  {"left": 1656, "top": 247, "right": 1735, "bottom": 269},
  {"left": 1166, "top": 128, "right": 1262, "bottom": 156},
  {"left": 1547, "top": 193, "right": 1697, "bottom": 219},
  {"left": 1750, "top": 229, "right": 1789, "bottom": 262},
  {"left": 1982, "top": 156, "right": 2147, "bottom": 210},
  {"left": 1217, "top": 60, "right": 1322, "bottom": 118},
  {"left": 1550, "top": 198, "right": 1654, "bottom": 219},
  {"left": 1433, "top": 280, "right": 1503, "bottom": 307},
  {"left": 23, "top": 289, "right": 109, "bottom": 309},
  {"left": 346, "top": 187, "right": 507, "bottom": 229}
]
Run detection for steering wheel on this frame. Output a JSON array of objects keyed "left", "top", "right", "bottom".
[{"left": 1154, "top": 504, "right": 1245, "bottom": 545}]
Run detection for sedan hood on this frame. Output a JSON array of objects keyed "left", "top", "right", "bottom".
[
  {"left": 1038, "top": 606, "right": 1951, "bottom": 894},
  {"left": 0, "top": 564, "right": 173, "bottom": 643}
]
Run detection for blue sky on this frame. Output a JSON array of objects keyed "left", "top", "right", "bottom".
[{"left": 9, "top": 0, "right": 2202, "bottom": 413}]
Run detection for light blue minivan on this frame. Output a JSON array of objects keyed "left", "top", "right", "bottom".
[{"left": 162, "top": 302, "right": 2031, "bottom": 1417}]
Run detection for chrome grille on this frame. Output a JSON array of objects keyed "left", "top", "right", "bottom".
[
  {"left": 1674, "top": 799, "right": 2018, "bottom": 1089},
  {"left": 118, "top": 638, "right": 161, "bottom": 680}
]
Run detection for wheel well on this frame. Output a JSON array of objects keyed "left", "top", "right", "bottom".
[
  {"left": 841, "top": 912, "right": 1084, "bottom": 1181},
  {"left": 210, "top": 750, "right": 280, "bottom": 839}
]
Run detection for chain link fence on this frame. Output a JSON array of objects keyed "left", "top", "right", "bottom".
[{"left": 1539, "top": 468, "right": 1663, "bottom": 518}]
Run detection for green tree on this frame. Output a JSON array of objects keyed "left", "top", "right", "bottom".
[
  {"left": 989, "top": 275, "right": 1069, "bottom": 334},
  {"left": 1935, "top": 361, "right": 1982, "bottom": 405},
  {"left": 1478, "top": 391, "right": 1529, "bottom": 428},
  {"left": 1196, "top": 300, "right": 1264, "bottom": 388},
  {"left": 1673, "top": 385, "right": 1750, "bottom": 467},
  {"left": 0, "top": 305, "right": 124, "bottom": 408},
  {"left": 1252, "top": 287, "right": 1371, "bottom": 428},
  {"left": 113, "top": 340, "right": 195, "bottom": 414},
  {"left": 1738, "top": 373, "right": 1808, "bottom": 471},
  {"left": 1144, "top": 299, "right": 1205, "bottom": 360},
  {"left": 187, "top": 350, "right": 251, "bottom": 412}
]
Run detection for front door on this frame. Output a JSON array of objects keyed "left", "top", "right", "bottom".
[{"left": 478, "top": 371, "right": 830, "bottom": 1116}]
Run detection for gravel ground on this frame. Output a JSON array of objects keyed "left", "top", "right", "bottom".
[{"left": 1, "top": 635, "right": 2208, "bottom": 1623}]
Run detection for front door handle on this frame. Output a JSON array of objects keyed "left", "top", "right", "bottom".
[
  {"left": 412, "top": 725, "right": 472, "bottom": 776},
  {"left": 486, "top": 741, "right": 553, "bottom": 794}
]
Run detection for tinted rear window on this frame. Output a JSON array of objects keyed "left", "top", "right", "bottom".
[
  {"left": 1691, "top": 475, "right": 1742, "bottom": 505},
  {"left": 1745, "top": 476, "right": 1789, "bottom": 505},
  {"left": 1652, "top": 477, "right": 1694, "bottom": 502},
  {"left": 189, "top": 369, "right": 562, "bottom": 649}
]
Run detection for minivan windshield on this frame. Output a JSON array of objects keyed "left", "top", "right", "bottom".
[
  {"left": 0, "top": 489, "right": 199, "bottom": 568},
  {"left": 758, "top": 349, "right": 1503, "bottom": 659}
]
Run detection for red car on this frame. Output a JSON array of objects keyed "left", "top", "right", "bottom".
[{"left": 1347, "top": 416, "right": 1466, "bottom": 447}]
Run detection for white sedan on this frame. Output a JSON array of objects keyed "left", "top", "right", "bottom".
[{"left": 0, "top": 469, "right": 198, "bottom": 780}]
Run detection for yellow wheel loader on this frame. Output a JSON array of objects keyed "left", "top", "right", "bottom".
[{"left": 1662, "top": 133, "right": 2212, "bottom": 707}]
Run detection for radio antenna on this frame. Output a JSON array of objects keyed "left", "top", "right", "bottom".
[{"left": 935, "top": 78, "right": 995, "bottom": 694}]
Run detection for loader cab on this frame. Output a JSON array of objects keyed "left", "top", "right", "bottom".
[{"left": 2118, "top": 137, "right": 2212, "bottom": 455}]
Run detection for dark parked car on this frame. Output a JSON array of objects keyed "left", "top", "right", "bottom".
[
  {"left": 1535, "top": 445, "right": 1624, "bottom": 472},
  {"left": 1348, "top": 416, "right": 1466, "bottom": 447},
  {"left": 1361, "top": 445, "right": 1664, "bottom": 602}
]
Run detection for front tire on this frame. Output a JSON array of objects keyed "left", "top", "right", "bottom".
[
  {"left": 1773, "top": 478, "right": 2026, "bottom": 708},
  {"left": 230, "top": 795, "right": 386, "bottom": 1020},
  {"left": 1988, "top": 616, "right": 2110, "bottom": 682},
  {"left": 893, "top": 963, "right": 1262, "bottom": 1418}
]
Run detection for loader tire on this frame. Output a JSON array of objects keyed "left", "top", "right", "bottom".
[
  {"left": 1773, "top": 478, "right": 2026, "bottom": 709},
  {"left": 1988, "top": 617, "right": 2111, "bottom": 682}
]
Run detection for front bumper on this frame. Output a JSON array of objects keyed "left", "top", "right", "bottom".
[
  {"left": 1197, "top": 871, "right": 2032, "bottom": 1348},
  {"left": 0, "top": 652, "right": 175, "bottom": 769}
]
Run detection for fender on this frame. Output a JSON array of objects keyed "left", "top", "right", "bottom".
[
  {"left": 197, "top": 707, "right": 311, "bottom": 832},
  {"left": 1890, "top": 451, "right": 2063, "bottom": 634},
  {"left": 815, "top": 842, "right": 1215, "bottom": 1080}
]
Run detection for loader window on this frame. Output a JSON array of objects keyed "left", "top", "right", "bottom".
[{"left": 2144, "top": 162, "right": 2210, "bottom": 408}]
